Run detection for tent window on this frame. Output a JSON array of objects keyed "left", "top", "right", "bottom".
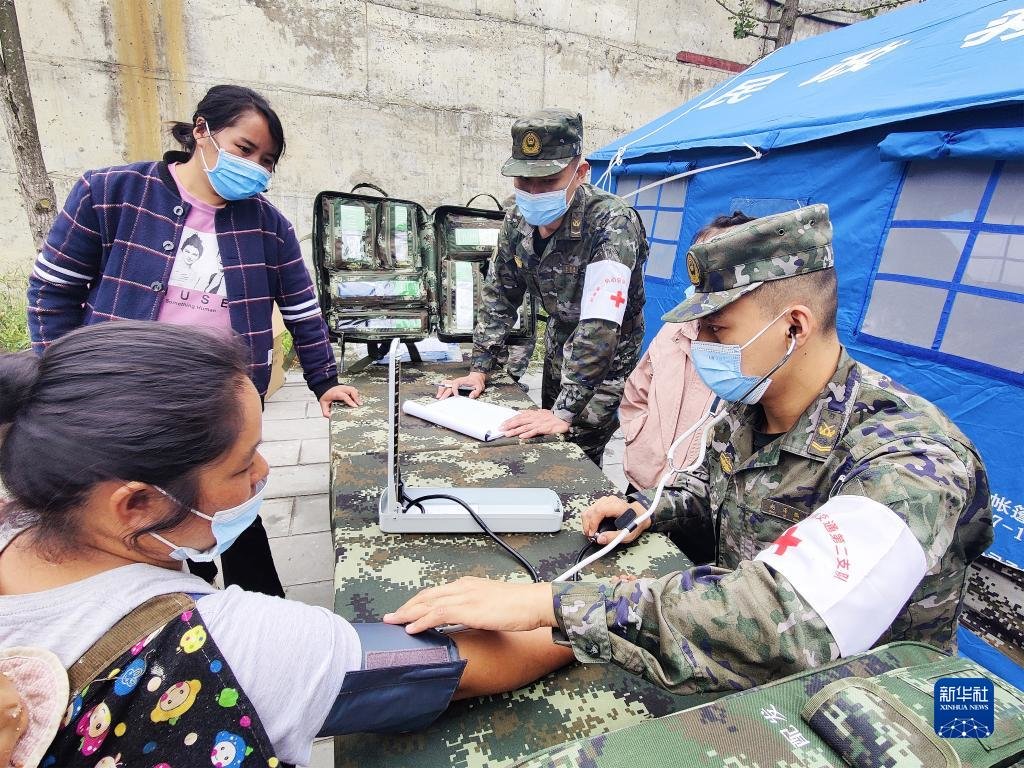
[
  {"left": 859, "top": 159, "right": 1024, "bottom": 383},
  {"left": 892, "top": 158, "right": 992, "bottom": 221},
  {"left": 862, "top": 282, "right": 946, "bottom": 348},
  {"left": 941, "top": 294, "right": 1024, "bottom": 372},
  {"left": 615, "top": 174, "right": 688, "bottom": 281},
  {"left": 963, "top": 232, "right": 1024, "bottom": 292},
  {"left": 876, "top": 229, "right": 966, "bottom": 281},
  {"left": 985, "top": 161, "right": 1024, "bottom": 225}
]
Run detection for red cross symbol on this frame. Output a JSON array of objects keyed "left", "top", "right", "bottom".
[
  {"left": 772, "top": 526, "right": 802, "bottom": 556},
  {"left": 609, "top": 291, "right": 626, "bottom": 308}
]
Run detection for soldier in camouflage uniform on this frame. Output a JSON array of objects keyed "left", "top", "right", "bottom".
[
  {"left": 386, "top": 204, "right": 993, "bottom": 699},
  {"left": 440, "top": 109, "right": 647, "bottom": 465}
]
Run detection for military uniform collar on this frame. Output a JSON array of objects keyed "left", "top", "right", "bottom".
[
  {"left": 514, "top": 184, "right": 590, "bottom": 242},
  {"left": 778, "top": 348, "right": 859, "bottom": 462},
  {"left": 723, "top": 348, "right": 859, "bottom": 472}
]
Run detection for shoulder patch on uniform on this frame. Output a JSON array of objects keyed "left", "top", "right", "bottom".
[
  {"left": 720, "top": 452, "right": 733, "bottom": 474},
  {"left": 808, "top": 409, "right": 843, "bottom": 458}
]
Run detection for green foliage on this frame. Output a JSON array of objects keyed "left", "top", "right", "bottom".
[
  {"left": 530, "top": 317, "right": 547, "bottom": 368},
  {"left": 730, "top": 0, "right": 760, "bottom": 38},
  {"left": 0, "top": 270, "right": 30, "bottom": 352},
  {"left": 722, "top": 0, "right": 912, "bottom": 41}
]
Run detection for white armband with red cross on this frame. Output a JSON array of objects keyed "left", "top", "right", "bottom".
[
  {"left": 579, "top": 260, "right": 631, "bottom": 324},
  {"left": 755, "top": 495, "right": 927, "bottom": 657}
]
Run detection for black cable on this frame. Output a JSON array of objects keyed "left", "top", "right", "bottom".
[
  {"left": 399, "top": 487, "right": 541, "bottom": 583},
  {"left": 569, "top": 540, "right": 597, "bottom": 582},
  {"left": 568, "top": 508, "right": 641, "bottom": 581}
]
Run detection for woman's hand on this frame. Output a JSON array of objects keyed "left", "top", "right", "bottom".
[
  {"left": 383, "top": 578, "right": 556, "bottom": 634},
  {"left": 319, "top": 384, "right": 363, "bottom": 417}
]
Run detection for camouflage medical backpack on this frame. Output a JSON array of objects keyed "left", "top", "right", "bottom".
[{"left": 516, "top": 642, "right": 1024, "bottom": 768}]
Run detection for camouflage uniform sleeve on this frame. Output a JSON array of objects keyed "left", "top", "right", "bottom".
[
  {"left": 549, "top": 435, "right": 987, "bottom": 696},
  {"left": 640, "top": 456, "right": 713, "bottom": 541},
  {"left": 552, "top": 212, "right": 644, "bottom": 421},
  {"left": 838, "top": 434, "right": 990, "bottom": 586},
  {"left": 470, "top": 220, "right": 524, "bottom": 375},
  {"left": 550, "top": 562, "right": 834, "bottom": 695}
]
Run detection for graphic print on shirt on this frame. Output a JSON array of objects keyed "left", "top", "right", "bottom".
[
  {"left": 159, "top": 228, "right": 232, "bottom": 330},
  {"left": 169, "top": 230, "right": 225, "bottom": 295}
]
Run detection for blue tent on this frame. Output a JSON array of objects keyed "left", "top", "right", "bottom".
[{"left": 589, "top": 0, "right": 1024, "bottom": 576}]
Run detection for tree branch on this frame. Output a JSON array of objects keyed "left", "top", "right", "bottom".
[
  {"left": 711, "top": 0, "right": 775, "bottom": 24},
  {"left": 797, "top": 0, "right": 908, "bottom": 16}
]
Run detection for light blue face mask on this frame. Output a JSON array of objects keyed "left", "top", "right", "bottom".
[
  {"left": 200, "top": 130, "right": 272, "bottom": 201},
  {"left": 514, "top": 158, "right": 581, "bottom": 227},
  {"left": 150, "top": 478, "right": 268, "bottom": 562},
  {"left": 690, "top": 309, "right": 791, "bottom": 405}
]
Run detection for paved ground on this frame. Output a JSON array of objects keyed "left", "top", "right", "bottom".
[{"left": 263, "top": 362, "right": 625, "bottom": 767}]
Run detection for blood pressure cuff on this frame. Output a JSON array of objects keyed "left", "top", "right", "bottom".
[{"left": 317, "top": 623, "right": 467, "bottom": 735}]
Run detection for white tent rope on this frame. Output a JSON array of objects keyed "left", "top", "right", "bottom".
[
  {"left": 593, "top": 46, "right": 786, "bottom": 193},
  {"left": 616, "top": 143, "right": 763, "bottom": 201}
]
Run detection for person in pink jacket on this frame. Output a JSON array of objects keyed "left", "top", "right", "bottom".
[
  {"left": 619, "top": 212, "right": 754, "bottom": 495},
  {"left": 619, "top": 318, "right": 714, "bottom": 493}
]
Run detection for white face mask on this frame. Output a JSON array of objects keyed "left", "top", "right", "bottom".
[{"left": 149, "top": 479, "right": 268, "bottom": 562}]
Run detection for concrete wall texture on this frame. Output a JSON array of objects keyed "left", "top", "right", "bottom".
[{"left": 0, "top": 0, "right": 897, "bottom": 271}]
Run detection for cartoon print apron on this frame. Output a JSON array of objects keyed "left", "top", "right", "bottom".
[{"left": 41, "top": 594, "right": 286, "bottom": 768}]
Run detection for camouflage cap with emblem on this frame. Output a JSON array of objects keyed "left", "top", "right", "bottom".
[
  {"left": 662, "top": 203, "right": 834, "bottom": 323},
  {"left": 501, "top": 108, "right": 584, "bottom": 178}
]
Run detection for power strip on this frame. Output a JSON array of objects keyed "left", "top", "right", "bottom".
[{"left": 379, "top": 487, "right": 563, "bottom": 533}]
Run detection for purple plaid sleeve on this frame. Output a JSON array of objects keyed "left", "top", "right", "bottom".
[
  {"left": 272, "top": 216, "right": 338, "bottom": 399},
  {"left": 28, "top": 174, "right": 103, "bottom": 353}
]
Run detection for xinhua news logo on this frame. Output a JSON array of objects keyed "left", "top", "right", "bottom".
[{"left": 933, "top": 677, "right": 995, "bottom": 739}]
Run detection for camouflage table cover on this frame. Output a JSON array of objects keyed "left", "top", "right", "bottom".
[
  {"left": 330, "top": 363, "right": 713, "bottom": 768},
  {"left": 333, "top": 362, "right": 556, "bottom": 455}
]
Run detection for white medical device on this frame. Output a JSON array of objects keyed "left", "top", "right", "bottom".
[{"left": 377, "top": 338, "right": 563, "bottom": 534}]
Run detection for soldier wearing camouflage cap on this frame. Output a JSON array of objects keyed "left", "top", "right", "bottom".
[
  {"left": 438, "top": 108, "right": 648, "bottom": 465},
  {"left": 388, "top": 204, "right": 992, "bottom": 698}
]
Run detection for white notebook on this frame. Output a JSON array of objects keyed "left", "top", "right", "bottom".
[{"left": 402, "top": 397, "right": 518, "bottom": 442}]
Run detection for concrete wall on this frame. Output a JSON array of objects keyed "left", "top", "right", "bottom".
[{"left": 0, "top": 0, "right": 903, "bottom": 270}]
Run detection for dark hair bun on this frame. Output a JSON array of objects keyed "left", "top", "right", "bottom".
[
  {"left": 170, "top": 121, "right": 197, "bottom": 153},
  {"left": 0, "top": 351, "right": 40, "bottom": 423}
]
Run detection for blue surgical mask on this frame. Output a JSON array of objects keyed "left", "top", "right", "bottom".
[
  {"left": 690, "top": 309, "right": 790, "bottom": 405},
  {"left": 200, "top": 130, "right": 272, "bottom": 201},
  {"left": 514, "top": 158, "right": 581, "bottom": 227},
  {"left": 150, "top": 478, "right": 268, "bottom": 562}
]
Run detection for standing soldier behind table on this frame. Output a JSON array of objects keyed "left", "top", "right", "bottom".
[{"left": 439, "top": 109, "right": 647, "bottom": 465}]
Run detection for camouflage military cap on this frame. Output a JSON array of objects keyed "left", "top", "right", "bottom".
[
  {"left": 662, "top": 204, "right": 834, "bottom": 322},
  {"left": 501, "top": 108, "right": 583, "bottom": 178}
]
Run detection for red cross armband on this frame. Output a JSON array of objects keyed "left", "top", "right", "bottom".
[
  {"left": 755, "top": 495, "right": 927, "bottom": 657},
  {"left": 579, "top": 260, "right": 631, "bottom": 325}
]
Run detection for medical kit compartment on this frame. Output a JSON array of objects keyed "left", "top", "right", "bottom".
[{"left": 313, "top": 186, "right": 536, "bottom": 350}]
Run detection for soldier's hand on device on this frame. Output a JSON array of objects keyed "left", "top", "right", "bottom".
[
  {"left": 437, "top": 372, "right": 486, "bottom": 400},
  {"left": 501, "top": 408, "right": 571, "bottom": 438},
  {"left": 383, "top": 577, "right": 555, "bottom": 633},
  {"left": 582, "top": 496, "right": 650, "bottom": 545}
]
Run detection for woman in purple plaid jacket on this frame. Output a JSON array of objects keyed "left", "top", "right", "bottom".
[{"left": 26, "top": 85, "right": 360, "bottom": 597}]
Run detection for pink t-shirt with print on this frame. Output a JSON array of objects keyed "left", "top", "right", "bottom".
[{"left": 157, "top": 164, "right": 232, "bottom": 331}]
